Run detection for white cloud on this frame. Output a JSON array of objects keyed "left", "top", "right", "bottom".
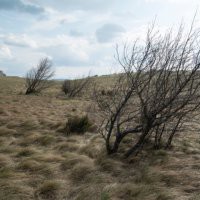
[
  {"left": 0, "top": 45, "right": 12, "bottom": 59},
  {"left": 30, "top": 8, "right": 78, "bottom": 31},
  {"left": 34, "top": 34, "right": 91, "bottom": 66},
  {"left": 0, "top": 34, "right": 37, "bottom": 48}
]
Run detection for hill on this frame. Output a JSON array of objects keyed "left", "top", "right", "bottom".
[
  {"left": 0, "top": 70, "right": 6, "bottom": 77},
  {"left": 0, "top": 76, "right": 199, "bottom": 200}
]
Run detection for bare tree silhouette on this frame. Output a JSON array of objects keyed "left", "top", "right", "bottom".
[
  {"left": 95, "top": 22, "right": 200, "bottom": 157},
  {"left": 25, "top": 58, "right": 54, "bottom": 95}
]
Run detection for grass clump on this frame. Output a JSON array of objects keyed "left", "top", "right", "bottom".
[
  {"left": 16, "top": 148, "right": 35, "bottom": 157},
  {"left": 60, "top": 153, "right": 92, "bottom": 171},
  {"left": 156, "top": 193, "right": 173, "bottom": 200},
  {"left": 95, "top": 152, "right": 123, "bottom": 176},
  {"left": 35, "top": 135, "right": 55, "bottom": 146},
  {"left": 18, "top": 160, "right": 43, "bottom": 172},
  {"left": 0, "top": 155, "right": 10, "bottom": 167},
  {"left": 0, "top": 182, "right": 33, "bottom": 200},
  {"left": 36, "top": 180, "right": 61, "bottom": 200},
  {"left": 134, "top": 165, "right": 161, "bottom": 184},
  {"left": 65, "top": 115, "right": 92, "bottom": 135},
  {"left": 101, "top": 191, "right": 110, "bottom": 200},
  {"left": 104, "top": 183, "right": 154, "bottom": 200},
  {"left": 69, "top": 163, "right": 95, "bottom": 183},
  {"left": 0, "top": 167, "right": 13, "bottom": 178},
  {"left": 56, "top": 142, "right": 79, "bottom": 152},
  {"left": 0, "top": 126, "right": 17, "bottom": 136}
]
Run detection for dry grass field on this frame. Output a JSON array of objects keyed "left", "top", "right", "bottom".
[{"left": 0, "top": 76, "right": 199, "bottom": 200}]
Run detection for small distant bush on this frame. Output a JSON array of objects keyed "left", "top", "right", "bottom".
[
  {"left": 61, "top": 77, "right": 91, "bottom": 97},
  {"left": 65, "top": 115, "right": 92, "bottom": 135},
  {"left": 101, "top": 89, "right": 114, "bottom": 96}
]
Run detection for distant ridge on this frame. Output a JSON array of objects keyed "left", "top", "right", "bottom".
[{"left": 0, "top": 70, "right": 6, "bottom": 77}]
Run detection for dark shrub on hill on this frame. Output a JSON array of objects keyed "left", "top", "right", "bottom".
[
  {"left": 65, "top": 115, "right": 92, "bottom": 135},
  {"left": 61, "top": 77, "right": 91, "bottom": 97}
]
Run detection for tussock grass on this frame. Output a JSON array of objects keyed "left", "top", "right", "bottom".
[
  {"left": 78, "top": 137, "right": 103, "bottom": 158},
  {"left": 134, "top": 165, "right": 161, "bottom": 184},
  {"left": 0, "top": 126, "right": 18, "bottom": 136},
  {"left": 16, "top": 147, "right": 36, "bottom": 157},
  {"left": 17, "top": 159, "right": 54, "bottom": 178},
  {"left": 0, "top": 145, "right": 18, "bottom": 154},
  {"left": 190, "top": 193, "right": 200, "bottom": 200},
  {"left": 19, "top": 133, "right": 56, "bottom": 146},
  {"left": 64, "top": 115, "right": 92, "bottom": 135},
  {"left": 20, "top": 120, "right": 40, "bottom": 130},
  {"left": 17, "top": 159, "right": 44, "bottom": 172},
  {"left": 0, "top": 76, "right": 199, "bottom": 200},
  {"left": 0, "top": 182, "right": 33, "bottom": 200},
  {"left": 60, "top": 152, "right": 92, "bottom": 171},
  {"left": 95, "top": 152, "right": 124, "bottom": 176},
  {"left": 101, "top": 191, "right": 110, "bottom": 200},
  {"left": 34, "top": 135, "right": 56, "bottom": 146},
  {"left": 33, "top": 153, "right": 65, "bottom": 163},
  {"left": 68, "top": 185, "right": 105, "bottom": 200},
  {"left": 56, "top": 141, "right": 80, "bottom": 152},
  {"left": 35, "top": 180, "right": 61, "bottom": 200},
  {"left": 0, "top": 154, "right": 11, "bottom": 167},
  {"left": 69, "top": 163, "right": 95, "bottom": 183},
  {"left": 19, "top": 132, "right": 41, "bottom": 146},
  {"left": 0, "top": 108, "right": 10, "bottom": 116},
  {"left": 160, "top": 173, "right": 181, "bottom": 187},
  {"left": 156, "top": 193, "right": 173, "bottom": 200},
  {"left": 0, "top": 166, "right": 13, "bottom": 179}
]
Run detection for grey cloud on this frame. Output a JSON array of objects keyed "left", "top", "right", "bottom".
[
  {"left": 96, "top": 23, "right": 125, "bottom": 43},
  {"left": 0, "top": 0, "right": 44, "bottom": 14},
  {"left": 37, "top": 0, "right": 114, "bottom": 12}
]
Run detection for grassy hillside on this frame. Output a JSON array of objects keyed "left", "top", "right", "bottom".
[{"left": 0, "top": 76, "right": 199, "bottom": 200}]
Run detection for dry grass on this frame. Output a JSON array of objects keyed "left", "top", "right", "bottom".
[
  {"left": 35, "top": 180, "right": 61, "bottom": 200},
  {"left": 0, "top": 76, "right": 199, "bottom": 200}
]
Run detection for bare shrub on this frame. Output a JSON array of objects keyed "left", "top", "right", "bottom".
[
  {"left": 95, "top": 22, "right": 200, "bottom": 158},
  {"left": 61, "top": 76, "right": 91, "bottom": 97},
  {"left": 25, "top": 58, "right": 54, "bottom": 95}
]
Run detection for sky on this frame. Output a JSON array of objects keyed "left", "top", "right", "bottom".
[{"left": 0, "top": 0, "right": 200, "bottom": 79}]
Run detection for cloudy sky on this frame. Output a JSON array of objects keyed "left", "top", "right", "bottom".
[{"left": 0, "top": 0, "right": 200, "bottom": 78}]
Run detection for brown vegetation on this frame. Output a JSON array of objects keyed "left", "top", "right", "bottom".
[{"left": 0, "top": 76, "right": 199, "bottom": 199}]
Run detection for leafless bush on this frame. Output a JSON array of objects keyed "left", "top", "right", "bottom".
[
  {"left": 62, "top": 77, "right": 91, "bottom": 97},
  {"left": 25, "top": 58, "right": 54, "bottom": 95},
  {"left": 95, "top": 22, "right": 200, "bottom": 158}
]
